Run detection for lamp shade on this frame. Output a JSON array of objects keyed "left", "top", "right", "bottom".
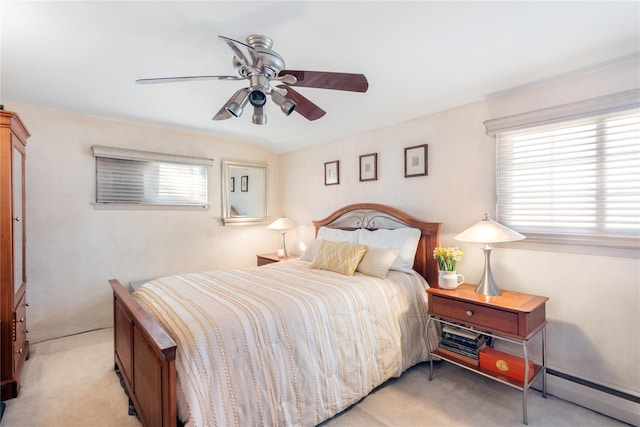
[
  {"left": 454, "top": 214, "right": 524, "bottom": 296},
  {"left": 267, "top": 216, "right": 297, "bottom": 231},
  {"left": 454, "top": 214, "right": 525, "bottom": 244},
  {"left": 268, "top": 216, "right": 296, "bottom": 258}
]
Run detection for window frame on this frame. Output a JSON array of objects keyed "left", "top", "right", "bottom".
[
  {"left": 485, "top": 90, "right": 640, "bottom": 249},
  {"left": 92, "top": 145, "right": 214, "bottom": 209}
]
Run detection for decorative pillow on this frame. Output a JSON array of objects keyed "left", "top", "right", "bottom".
[
  {"left": 299, "top": 239, "right": 321, "bottom": 262},
  {"left": 317, "top": 226, "right": 360, "bottom": 243},
  {"left": 356, "top": 247, "right": 400, "bottom": 278},
  {"left": 310, "top": 240, "right": 368, "bottom": 276},
  {"left": 358, "top": 228, "right": 421, "bottom": 273}
]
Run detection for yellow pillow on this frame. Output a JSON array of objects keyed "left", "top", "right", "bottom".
[{"left": 310, "top": 240, "right": 368, "bottom": 276}]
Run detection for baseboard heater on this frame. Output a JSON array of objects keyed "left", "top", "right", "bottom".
[{"left": 546, "top": 368, "right": 640, "bottom": 404}]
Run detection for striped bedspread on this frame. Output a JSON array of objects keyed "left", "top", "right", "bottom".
[{"left": 133, "top": 260, "right": 434, "bottom": 427}]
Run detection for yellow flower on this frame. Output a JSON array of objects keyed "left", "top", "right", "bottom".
[{"left": 433, "top": 246, "right": 464, "bottom": 271}]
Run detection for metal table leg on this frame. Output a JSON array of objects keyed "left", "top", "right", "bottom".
[{"left": 427, "top": 316, "right": 434, "bottom": 381}]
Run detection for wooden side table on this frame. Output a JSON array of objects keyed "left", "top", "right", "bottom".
[
  {"left": 256, "top": 252, "right": 299, "bottom": 266},
  {"left": 426, "top": 284, "right": 549, "bottom": 425}
]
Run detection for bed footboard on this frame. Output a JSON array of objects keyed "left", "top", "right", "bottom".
[{"left": 110, "top": 279, "right": 177, "bottom": 427}]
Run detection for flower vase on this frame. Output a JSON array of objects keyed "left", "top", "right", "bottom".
[{"left": 438, "top": 270, "right": 465, "bottom": 290}]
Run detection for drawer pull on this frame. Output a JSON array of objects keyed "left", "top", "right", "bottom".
[
  {"left": 19, "top": 318, "right": 25, "bottom": 323},
  {"left": 466, "top": 310, "right": 473, "bottom": 317},
  {"left": 17, "top": 349, "right": 23, "bottom": 354}
]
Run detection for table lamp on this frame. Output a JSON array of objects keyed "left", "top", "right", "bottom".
[
  {"left": 454, "top": 214, "right": 525, "bottom": 296},
  {"left": 267, "top": 216, "right": 297, "bottom": 257}
]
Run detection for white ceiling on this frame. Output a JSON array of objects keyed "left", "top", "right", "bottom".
[{"left": 1, "top": 1, "right": 639, "bottom": 153}]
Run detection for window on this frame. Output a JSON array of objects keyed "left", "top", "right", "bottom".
[
  {"left": 485, "top": 90, "right": 640, "bottom": 247},
  {"left": 92, "top": 146, "right": 213, "bottom": 207}
]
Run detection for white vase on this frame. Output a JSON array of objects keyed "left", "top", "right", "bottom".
[{"left": 438, "top": 270, "right": 465, "bottom": 289}]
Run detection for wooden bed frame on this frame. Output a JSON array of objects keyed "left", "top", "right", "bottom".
[{"left": 109, "top": 203, "right": 441, "bottom": 427}]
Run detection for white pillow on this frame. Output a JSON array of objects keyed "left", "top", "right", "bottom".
[
  {"left": 356, "top": 247, "right": 399, "bottom": 278},
  {"left": 300, "top": 239, "right": 321, "bottom": 261},
  {"left": 358, "top": 228, "right": 421, "bottom": 273},
  {"left": 317, "top": 226, "right": 360, "bottom": 243}
]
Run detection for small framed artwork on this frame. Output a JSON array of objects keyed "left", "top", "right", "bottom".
[
  {"left": 230, "top": 177, "right": 235, "bottom": 192},
  {"left": 359, "top": 153, "right": 378, "bottom": 182},
  {"left": 324, "top": 160, "right": 340, "bottom": 185},
  {"left": 241, "top": 175, "right": 248, "bottom": 192},
  {"left": 404, "top": 144, "right": 428, "bottom": 177}
]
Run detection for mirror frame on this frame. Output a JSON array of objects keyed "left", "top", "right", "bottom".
[{"left": 221, "top": 160, "right": 270, "bottom": 225}]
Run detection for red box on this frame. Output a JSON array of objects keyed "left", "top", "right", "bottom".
[{"left": 479, "top": 348, "right": 534, "bottom": 382}]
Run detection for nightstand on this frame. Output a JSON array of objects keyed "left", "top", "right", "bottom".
[
  {"left": 256, "top": 252, "right": 299, "bottom": 266},
  {"left": 426, "top": 284, "right": 549, "bottom": 425}
]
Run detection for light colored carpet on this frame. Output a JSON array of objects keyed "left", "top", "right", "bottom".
[{"left": 1, "top": 328, "right": 627, "bottom": 427}]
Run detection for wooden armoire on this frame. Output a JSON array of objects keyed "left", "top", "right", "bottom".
[{"left": 0, "top": 109, "right": 30, "bottom": 400}]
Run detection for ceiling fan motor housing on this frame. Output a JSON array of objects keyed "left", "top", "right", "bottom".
[{"left": 247, "top": 35, "right": 285, "bottom": 77}]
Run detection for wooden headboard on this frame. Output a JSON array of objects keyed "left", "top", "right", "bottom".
[{"left": 312, "top": 203, "right": 441, "bottom": 288}]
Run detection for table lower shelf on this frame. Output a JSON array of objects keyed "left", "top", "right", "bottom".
[{"left": 431, "top": 348, "right": 545, "bottom": 391}]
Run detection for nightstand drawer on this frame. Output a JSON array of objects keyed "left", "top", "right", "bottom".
[{"left": 431, "top": 295, "right": 519, "bottom": 335}]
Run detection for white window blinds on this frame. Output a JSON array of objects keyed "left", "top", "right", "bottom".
[
  {"left": 484, "top": 89, "right": 640, "bottom": 248},
  {"left": 92, "top": 146, "right": 213, "bottom": 207},
  {"left": 486, "top": 90, "right": 640, "bottom": 247}
]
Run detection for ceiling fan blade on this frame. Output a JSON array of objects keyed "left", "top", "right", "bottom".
[
  {"left": 219, "top": 35, "right": 282, "bottom": 72},
  {"left": 212, "top": 105, "right": 232, "bottom": 121},
  {"left": 136, "top": 75, "right": 242, "bottom": 84},
  {"left": 280, "top": 70, "right": 369, "bottom": 92},
  {"left": 218, "top": 35, "right": 260, "bottom": 68},
  {"left": 277, "top": 85, "right": 326, "bottom": 121}
]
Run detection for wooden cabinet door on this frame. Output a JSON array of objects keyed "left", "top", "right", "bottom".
[{"left": 12, "top": 144, "right": 25, "bottom": 294}]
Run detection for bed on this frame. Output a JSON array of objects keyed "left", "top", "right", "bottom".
[{"left": 109, "top": 203, "right": 441, "bottom": 427}]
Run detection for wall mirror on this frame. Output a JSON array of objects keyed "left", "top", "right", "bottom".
[{"left": 221, "top": 160, "right": 269, "bottom": 225}]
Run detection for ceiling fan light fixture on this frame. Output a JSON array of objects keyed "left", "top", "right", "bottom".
[
  {"left": 271, "top": 90, "right": 296, "bottom": 116},
  {"left": 248, "top": 75, "right": 269, "bottom": 108},
  {"left": 280, "top": 99, "right": 296, "bottom": 116},
  {"left": 224, "top": 88, "right": 250, "bottom": 118},
  {"left": 248, "top": 89, "right": 267, "bottom": 108},
  {"left": 252, "top": 106, "right": 267, "bottom": 125}
]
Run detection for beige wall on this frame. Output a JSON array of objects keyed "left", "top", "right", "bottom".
[
  {"left": 280, "top": 58, "right": 640, "bottom": 423},
  {"left": 4, "top": 56, "right": 638, "bottom": 423},
  {"left": 4, "top": 101, "right": 282, "bottom": 343}
]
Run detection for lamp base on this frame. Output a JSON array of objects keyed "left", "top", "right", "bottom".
[
  {"left": 475, "top": 246, "right": 502, "bottom": 296},
  {"left": 475, "top": 277, "right": 502, "bottom": 296},
  {"left": 280, "top": 231, "right": 289, "bottom": 257}
]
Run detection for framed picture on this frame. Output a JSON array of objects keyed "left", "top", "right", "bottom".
[
  {"left": 404, "top": 144, "right": 428, "bottom": 177},
  {"left": 241, "top": 175, "right": 248, "bottom": 192},
  {"left": 324, "top": 160, "right": 340, "bottom": 185},
  {"left": 230, "top": 177, "right": 235, "bottom": 192},
  {"left": 359, "top": 153, "right": 378, "bottom": 182}
]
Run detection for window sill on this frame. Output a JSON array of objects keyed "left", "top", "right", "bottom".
[
  {"left": 92, "top": 202, "right": 209, "bottom": 211},
  {"left": 504, "top": 233, "right": 640, "bottom": 259}
]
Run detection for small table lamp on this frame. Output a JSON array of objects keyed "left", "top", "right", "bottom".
[
  {"left": 267, "top": 216, "right": 297, "bottom": 257},
  {"left": 454, "top": 214, "right": 525, "bottom": 296}
]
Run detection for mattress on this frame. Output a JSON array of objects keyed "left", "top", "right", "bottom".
[{"left": 133, "top": 259, "right": 435, "bottom": 427}]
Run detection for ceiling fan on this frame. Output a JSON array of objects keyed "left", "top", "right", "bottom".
[{"left": 136, "top": 35, "right": 369, "bottom": 125}]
